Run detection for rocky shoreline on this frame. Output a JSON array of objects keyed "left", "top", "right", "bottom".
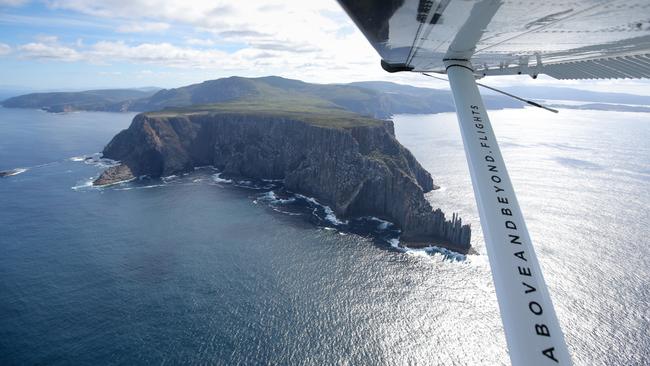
[{"left": 94, "top": 110, "right": 471, "bottom": 251}]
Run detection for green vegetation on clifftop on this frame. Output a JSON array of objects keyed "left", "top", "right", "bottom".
[{"left": 144, "top": 95, "right": 384, "bottom": 129}]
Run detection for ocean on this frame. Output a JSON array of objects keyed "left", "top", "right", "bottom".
[{"left": 0, "top": 106, "right": 648, "bottom": 365}]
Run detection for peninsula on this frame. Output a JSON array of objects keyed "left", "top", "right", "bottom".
[{"left": 95, "top": 97, "right": 472, "bottom": 251}]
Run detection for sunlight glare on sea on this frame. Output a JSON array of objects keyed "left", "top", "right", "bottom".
[{"left": 0, "top": 106, "right": 648, "bottom": 365}]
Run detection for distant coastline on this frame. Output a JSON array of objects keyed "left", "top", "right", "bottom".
[
  {"left": 1, "top": 76, "right": 521, "bottom": 118},
  {"left": 4, "top": 77, "right": 650, "bottom": 117}
]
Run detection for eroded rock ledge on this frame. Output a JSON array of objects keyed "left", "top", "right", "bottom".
[{"left": 95, "top": 111, "right": 471, "bottom": 251}]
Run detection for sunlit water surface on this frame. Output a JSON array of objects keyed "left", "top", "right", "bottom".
[{"left": 0, "top": 106, "right": 648, "bottom": 365}]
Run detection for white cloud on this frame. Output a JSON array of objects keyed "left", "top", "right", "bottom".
[
  {"left": 45, "top": 0, "right": 361, "bottom": 59},
  {"left": 19, "top": 42, "right": 81, "bottom": 61},
  {"left": 185, "top": 38, "right": 215, "bottom": 47},
  {"left": 5, "top": 0, "right": 650, "bottom": 91},
  {"left": 116, "top": 22, "right": 170, "bottom": 33},
  {"left": 88, "top": 41, "right": 233, "bottom": 68},
  {"left": 12, "top": 0, "right": 387, "bottom": 82},
  {"left": 0, "top": 0, "right": 29, "bottom": 6},
  {"left": 0, "top": 43, "right": 11, "bottom": 55},
  {"left": 11, "top": 0, "right": 398, "bottom": 83},
  {"left": 34, "top": 35, "right": 59, "bottom": 43}
]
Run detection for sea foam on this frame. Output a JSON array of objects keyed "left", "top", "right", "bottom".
[
  {"left": 212, "top": 173, "right": 233, "bottom": 184},
  {"left": 295, "top": 194, "right": 348, "bottom": 226}
]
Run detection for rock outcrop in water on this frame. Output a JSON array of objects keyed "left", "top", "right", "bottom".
[
  {"left": 0, "top": 168, "right": 27, "bottom": 177},
  {"left": 95, "top": 110, "right": 471, "bottom": 251},
  {"left": 93, "top": 164, "right": 134, "bottom": 186}
]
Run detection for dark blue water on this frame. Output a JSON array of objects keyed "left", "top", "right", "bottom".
[{"left": 1, "top": 106, "right": 648, "bottom": 365}]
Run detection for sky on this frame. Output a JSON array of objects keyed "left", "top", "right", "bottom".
[{"left": 1, "top": 0, "right": 649, "bottom": 94}]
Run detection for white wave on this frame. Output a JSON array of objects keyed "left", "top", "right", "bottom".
[
  {"left": 212, "top": 173, "right": 233, "bottom": 184},
  {"left": 71, "top": 177, "right": 96, "bottom": 190},
  {"left": 78, "top": 154, "right": 119, "bottom": 169},
  {"left": 364, "top": 216, "right": 393, "bottom": 230},
  {"left": 9, "top": 168, "right": 29, "bottom": 176},
  {"left": 141, "top": 184, "right": 164, "bottom": 189},
  {"left": 387, "top": 237, "right": 466, "bottom": 262},
  {"left": 411, "top": 245, "right": 467, "bottom": 262},
  {"left": 323, "top": 206, "right": 347, "bottom": 225},
  {"left": 271, "top": 207, "right": 302, "bottom": 216},
  {"left": 388, "top": 238, "right": 400, "bottom": 249},
  {"left": 258, "top": 191, "right": 297, "bottom": 205},
  {"left": 466, "top": 254, "right": 490, "bottom": 268},
  {"left": 92, "top": 177, "right": 136, "bottom": 188},
  {"left": 295, "top": 194, "right": 348, "bottom": 226},
  {"left": 69, "top": 153, "right": 101, "bottom": 163},
  {"left": 295, "top": 194, "right": 318, "bottom": 205},
  {"left": 405, "top": 248, "right": 432, "bottom": 259},
  {"left": 260, "top": 191, "right": 277, "bottom": 201},
  {"left": 430, "top": 247, "right": 466, "bottom": 262}
]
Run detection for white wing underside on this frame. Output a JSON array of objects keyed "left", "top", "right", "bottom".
[
  {"left": 339, "top": 0, "right": 650, "bottom": 80},
  {"left": 337, "top": 2, "right": 648, "bottom": 364}
]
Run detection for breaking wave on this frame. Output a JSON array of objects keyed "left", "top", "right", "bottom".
[
  {"left": 294, "top": 194, "right": 348, "bottom": 226},
  {"left": 364, "top": 216, "right": 394, "bottom": 230},
  {"left": 388, "top": 237, "right": 466, "bottom": 262},
  {"left": 71, "top": 177, "right": 96, "bottom": 191},
  {"left": 256, "top": 190, "right": 297, "bottom": 205},
  {"left": 69, "top": 153, "right": 120, "bottom": 169},
  {"left": 212, "top": 173, "right": 233, "bottom": 184}
]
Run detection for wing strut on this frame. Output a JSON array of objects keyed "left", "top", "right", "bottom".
[
  {"left": 445, "top": 60, "right": 572, "bottom": 365},
  {"left": 422, "top": 72, "right": 559, "bottom": 113}
]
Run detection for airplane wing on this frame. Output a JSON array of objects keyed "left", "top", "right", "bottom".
[
  {"left": 338, "top": 0, "right": 650, "bottom": 79},
  {"left": 336, "top": 1, "right": 650, "bottom": 366}
]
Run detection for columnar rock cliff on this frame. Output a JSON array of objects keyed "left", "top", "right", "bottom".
[{"left": 96, "top": 111, "right": 471, "bottom": 250}]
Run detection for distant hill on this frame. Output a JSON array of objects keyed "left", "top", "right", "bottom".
[
  {"left": 128, "top": 76, "right": 525, "bottom": 117},
  {"left": 1, "top": 89, "right": 159, "bottom": 113},
  {"left": 4, "top": 76, "right": 648, "bottom": 117},
  {"left": 1, "top": 76, "right": 524, "bottom": 118},
  {"left": 502, "top": 86, "right": 650, "bottom": 105}
]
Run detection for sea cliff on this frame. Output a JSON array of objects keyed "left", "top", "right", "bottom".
[{"left": 95, "top": 110, "right": 471, "bottom": 251}]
